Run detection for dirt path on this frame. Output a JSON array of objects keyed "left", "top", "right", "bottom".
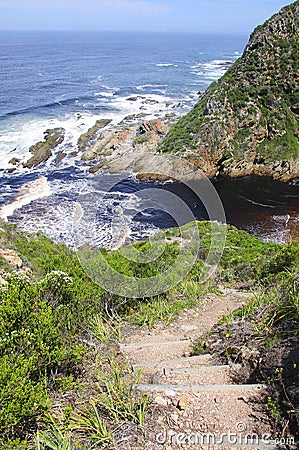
[{"left": 118, "top": 288, "right": 280, "bottom": 449}]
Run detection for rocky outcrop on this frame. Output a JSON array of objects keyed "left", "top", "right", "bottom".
[
  {"left": 23, "top": 128, "right": 65, "bottom": 168},
  {"left": 77, "top": 119, "right": 112, "bottom": 151},
  {"left": 0, "top": 247, "right": 33, "bottom": 280},
  {"left": 160, "top": 1, "right": 299, "bottom": 182},
  {"left": 0, "top": 249, "right": 23, "bottom": 269},
  {"left": 84, "top": 117, "right": 177, "bottom": 172}
]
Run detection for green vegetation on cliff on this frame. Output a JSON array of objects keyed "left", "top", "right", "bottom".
[{"left": 160, "top": 1, "right": 299, "bottom": 181}]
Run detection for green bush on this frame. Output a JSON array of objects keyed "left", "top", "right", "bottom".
[
  {"left": 0, "top": 355, "right": 49, "bottom": 441},
  {"left": 0, "top": 272, "right": 84, "bottom": 443}
]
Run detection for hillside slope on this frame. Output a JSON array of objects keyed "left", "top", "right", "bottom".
[{"left": 160, "top": 1, "right": 299, "bottom": 181}]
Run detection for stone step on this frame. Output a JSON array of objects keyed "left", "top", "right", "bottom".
[
  {"left": 120, "top": 339, "right": 192, "bottom": 364},
  {"left": 157, "top": 364, "right": 241, "bottom": 385},
  {"left": 132, "top": 353, "right": 215, "bottom": 373},
  {"left": 134, "top": 383, "right": 267, "bottom": 394},
  {"left": 119, "top": 338, "right": 190, "bottom": 350}
]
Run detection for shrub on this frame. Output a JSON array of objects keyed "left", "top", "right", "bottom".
[{"left": 0, "top": 272, "right": 84, "bottom": 442}]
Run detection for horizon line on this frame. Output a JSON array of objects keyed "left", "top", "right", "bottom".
[{"left": 0, "top": 28, "right": 249, "bottom": 36}]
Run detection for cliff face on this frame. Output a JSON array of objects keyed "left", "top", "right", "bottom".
[{"left": 160, "top": 1, "right": 299, "bottom": 181}]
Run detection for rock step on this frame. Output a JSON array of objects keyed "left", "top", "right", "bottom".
[
  {"left": 120, "top": 339, "right": 191, "bottom": 364},
  {"left": 119, "top": 338, "right": 190, "bottom": 350},
  {"left": 134, "top": 383, "right": 267, "bottom": 394},
  {"left": 131, "top": 353, "right": 215, "bottom": 372},
  {"left": 163, "top": 364, "right": 241, "bottom": 375},
  {"left": 156, "top": 364, "right": 241, "bottom": 386}
]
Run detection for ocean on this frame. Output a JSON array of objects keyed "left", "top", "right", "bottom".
[
  {"left": 0, "top": 31, "right": 246, "bottom": 164},
  {"left": 0, "top": 31, "right": 298, "bottom": 247}
]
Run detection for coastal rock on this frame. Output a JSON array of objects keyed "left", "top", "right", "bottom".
[
  {"left": 9, "top": 157, "right": 20, "bottom": 166},
  {"left": 82, "top": 127, "right": 135, "bottom": 161},
  {"left": 55, "top": 151, "right": 67, "bottom": 164},
  {"left": 159, "top": 1, "right": 299, "bottom": 182},
  {"left": 23, "top": 128, "right": 65, "bottom": 168},
  {"left": 77, "top": 119, "right": 112, "bottom": 151},
  {"left": 86, "top": 116, "right": 177, "bottom": 171}
]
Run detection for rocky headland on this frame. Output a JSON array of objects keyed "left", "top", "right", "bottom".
[{"left": 160, "top": 1, "right": 299, "bottom": 182}]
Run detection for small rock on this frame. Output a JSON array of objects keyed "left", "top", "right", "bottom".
[
  {"left": 9, "top": 157, "right": 20, "bottom": 165},
  {"left": 170, "top": 413, "right": 179, "bottom": 423},
  {"left": 154, "top": 395, "right": 168, "bottom": 407},
  {"left": 177, "top": 396, "right": 189, "bottom": 411},
  {"left": 180, "top": 325, "right": 198, "bottom": 332},
  {"left": 113, "top": 206, "right": 123, "bottom": 215},
  {"left": 165, "top": 389, "right": 176, "bottom": 397}
]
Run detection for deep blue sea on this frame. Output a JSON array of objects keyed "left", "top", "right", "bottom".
[{"left": 0, "top": 31, "right": 298, "bottom": 247}]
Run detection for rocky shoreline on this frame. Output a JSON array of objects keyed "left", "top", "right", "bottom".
[
  {"left": 12, "top": 103, "right": 299, "bottom": 184},
  {"left": 7, "top": 109, "right": 297, "bottom": 185},
  {"left": 9, "top": 111, "right": 203, "bottom": 181}
]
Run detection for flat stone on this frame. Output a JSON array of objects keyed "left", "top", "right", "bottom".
[
  {"left": 164, "top": 389, "right": 176, "bottom": 397},
  {"left": 154, "top": 395, "right": 168, "bottom": 407},
  {"left": 180, "top": 325, "right": 199, "bottom": 332}
]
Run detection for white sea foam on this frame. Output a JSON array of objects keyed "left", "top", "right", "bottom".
[
  {"left": 94, "top": 91, "right": 115, "bottom": 97},
  {"left": 240, "top": 196, "right": 276, "bottom": 208},
  {"left": 156, "top": 63, "right": 178, "bottom": 67},
  {"left": 90, "top": 75, "right": 103, "bottom": 83},
  {"left": 108, "top": 93, "right": 179, "bottom": 118},
  {"left": 0, "top": 176, "right": 51, "bottom": 220},
  {"left": 6, "top": 181, "right": 159, "bottom": 249},
  {"left": 190, "top": 59, "right": 234, "bottom": 83},
  {"left": 136, "top": 84, "right": 168, "bottom": 91}
]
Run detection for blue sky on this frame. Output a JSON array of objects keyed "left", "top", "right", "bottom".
[{"left": 0, "top": 0, "right": 293, "bottom": 34}]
